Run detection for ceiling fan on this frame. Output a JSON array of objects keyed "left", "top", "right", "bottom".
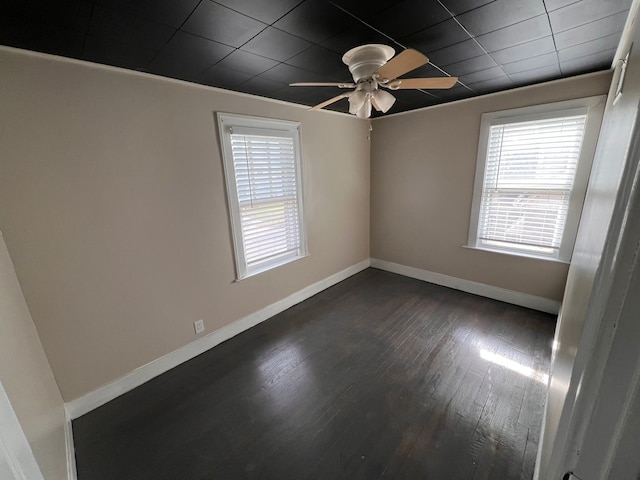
[{"left": 290, "top": 44, "right": 458, "bottom": 119}]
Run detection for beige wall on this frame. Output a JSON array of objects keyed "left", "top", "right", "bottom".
[
  {"left": 0, "top": 47, "right": 370, "bottom": 401},
  {"left": 370, "top": 71, "right": 612, "bottom": 301},
  {"left": 0, "top": 232, "right": 68, "bottom": 479},
  {"left": 0, "top": 43, "right": 614, "bottom": 410}
]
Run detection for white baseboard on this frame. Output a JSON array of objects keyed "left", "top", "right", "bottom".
[
  {"left": 370, "top": 258, "right": 561, "bottom": 314},
  {"left": 64, "top": 256, "right": 557, "bottom": 419},
  {"left": 64, "top": 413, "right": 77, "bottom": 480},
  {"left": 65, "top": 259, "right": 371, "bottom": 419}
]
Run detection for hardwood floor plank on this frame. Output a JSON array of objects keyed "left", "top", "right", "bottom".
[
  {"left": 521, "top": 438, "right": 539, "bottom": 480},
  {"left": 73, "top": 269, "right": 555, "bottom": 480}
]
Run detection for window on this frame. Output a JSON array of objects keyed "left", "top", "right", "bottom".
[
  {"left": 217, "top": 113, "right": 307, "bottom": 279},
  {"left": 468, "top": 97, "right": 605, "bottom": 262}
]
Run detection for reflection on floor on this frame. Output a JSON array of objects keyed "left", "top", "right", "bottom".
[{"left": 73, "top": 268, "right": 555, "bottom": 480}]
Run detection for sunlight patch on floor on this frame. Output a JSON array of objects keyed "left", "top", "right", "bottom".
[{"left": 480, "top": 349, "right": 549, "bottom": 385}]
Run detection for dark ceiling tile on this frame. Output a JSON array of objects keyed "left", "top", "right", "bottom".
[
  {"left": 430, "top": 84, "right": 472, "bottom": 100},
  {"left": 198, "top": 65, "right": 253, "bottom": 88},
  {"left": 2, "top": 0, "right": 626, "bottom": 115},
  {"left": 148, "top": 31, "right": 233, "bottom": 80},
  {"left": 215, "top": 49, "right": 279, "bottom": 75},
  {"left": 560, "top": 48, "right": 617, "bottom": 75},
  {"left": 3, "top": 0, "right": 93, "bottom": 35},
  {"left": 503, "top": 51, "right": 558, "bottom": 74},
  {"left": 329, "top": 0, "right": 405, "bottom": 19},
  {"left": 459, "top": 65, "right": 504, "bottom": 83},
  {"left": 213, "top": 0, "right": 303, "bottom": 24},
  {"left": 238, "top": 76, "right": 288, "bottom": 95},
  {"left": 476, "top": 15, "right": 552, "bottom": 52},
  {"left": 386, "top": 102, "right": 432, "bottom": 117},
  {"left": 271, "top": 86, "right": 343, "bottom": 107},
  {"left": 544, "top": 0, "right": 579, "bottom": 11},
  {"left": 465, "top": 74, "right": 513, "bottom": 92},
  {"left": 510, "top": 63, "right": 561, "bottom": 84},
  {"left": 83, "top": 35, "right": 158, "bottom": 69},
  {"left": 89, "top": 4, "right": 175, "bottom": 50},
  {"left": 0, "top": 19, "right": 42, "bottom": 53},
  {"left": 428, "top": 39, "right": 486, "bottom": 66},
  {"left": 320, "top": 23, "right": 397, "bottom": 55},
  {"left": 368, "top": 0, "right": 451, "bottom": 38},
  {"left": 0, "top": 18, "right": 86, "bottom": 58},
  {"left": 391, "top": 89, "right": 440, "bottom": 106},
  {"left": 386, "top": 97, "right": 441, "bottom": 115},
  {"left": 444, "top": 54, "right": 497, "bottom": 76},
  {"left": 456, "top": 0, "right": 546, "bottom": 36},
  {"left": 439, "top": 0, "right": 496, "bottom": 16},
  {"left": 273, "top": 0, "right": 356, "bottom": 43},
  {"left": 405, "top": 63, "right": 449, "bottom": 78},
  {"left": 182, "top": 1, "right": 266, "bottom": 48},
  {"left": 554, "top": 11, "right": 628, "bottom": 50},
  {"left": 53, "top": 0, "right": 93, "bottom": 32},
  {"left": 397, "top": 99, "right": 443, "bottom": 113},
  {"left": 490, "top": 36, "right": 555, "bottom": 64},
  {"left": 241, "top": 27, "right": 312, "bottom": 61},
  {"left": 260, "top": 63, "right": 317, "bottom": 83},
  {"left": 41, "top": 30, "right": 85, "bottom": 58},
  {"left": 284, "top": 87, "right": 353, "bottom": 112},
  {"left": 558, "top": 32, "right": 622, "bottom": 63},
  {"left": 549, "top": 0, "right": 631, "bottom": 33},
  {"left": 324, "top": 101, "right": 350, "bottom": 114},
  {"left": 402, "top": 18, "right": 472, "bottom": 53},
  {"left": 400, "top": 64, "right": 447, "bottom": 83},
  {"left": 95, "top": 0, "right": 200, "bottom": 28},
  {"left": 328, "top": 102, "right": 350, "bottom": 114},
  {"left": 285, "top": 45, "right": 347, "bottom": 77}
]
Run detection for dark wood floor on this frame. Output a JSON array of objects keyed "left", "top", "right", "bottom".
[{"left": 73, "top": 268, "right": 555, "bottom": 480}]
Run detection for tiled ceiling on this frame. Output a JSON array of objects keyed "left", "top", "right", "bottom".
[{"left": 1, "top": 0, "right": 632, "bottom": 115}]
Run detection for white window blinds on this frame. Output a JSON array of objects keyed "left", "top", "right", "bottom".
[
  {"left": 218, "top": 113, "right": 306, "bottom": 280},
  {"left": 477, "top": 114, "right": 587, "bottom": 257},
  {"left": 230, "top": 130, "right": 302, "bottom": 267}
]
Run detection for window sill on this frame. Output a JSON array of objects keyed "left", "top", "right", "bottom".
[
  {"left": 234, "top": 253, "right": 310, "bottom": 282},
  {"left": 462, "top": 245, "right": 570, "bottom": 264}
]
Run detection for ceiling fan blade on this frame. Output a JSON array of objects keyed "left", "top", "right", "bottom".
[
  {"left": 310, "top": 93, "right": 350, "bottom": 111},
  {"left": 389, "top": 77, "right": 458, "bottom": 89},
  {"left": 290, "top": 82, "right": 355, "bottom": 88},
  {"left": 374, "top": 49, "right": 428, "bottom": 82}
]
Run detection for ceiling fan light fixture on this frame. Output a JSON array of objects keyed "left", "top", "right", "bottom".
[
  {"left": 356, "top": 99, "right": 372, "bottom": 119},
  {"left": 373, "top": 89, "right": 396, "bottom": 113},
  {"left": 348, "top": 90, "right": 367, "bottom": 114},
  {"left": 342, "top": 44, "right": 395, "bottom": 82},
  {"left": 292, "top": 45, "right": 457, "bottom": 117}
]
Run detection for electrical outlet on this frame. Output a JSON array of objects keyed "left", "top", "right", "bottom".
[{"left": 194, "top": 319, "right": 204, "bottom": 334}]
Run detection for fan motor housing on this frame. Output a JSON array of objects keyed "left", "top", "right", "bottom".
[{"left": 342, "top": 44, "right": 395, "bottom": 82}]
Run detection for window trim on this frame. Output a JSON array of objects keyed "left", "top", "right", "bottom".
[
  {"left": 217, "top": 112, "right": 308, "bottom": 280},
  {"left": 467, "top": 96, "right": 606, "bottom": 262}
]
